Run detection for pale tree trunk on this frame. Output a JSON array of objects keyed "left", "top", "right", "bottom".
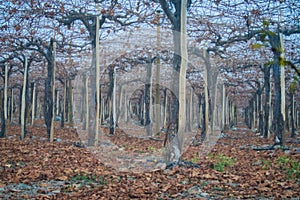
[
  {"left": 290, "top": 93, "right": 295, "bottom": 137},
  {"left": 186, "top": 98, "right": 191, "bottom": 132},
  {"left": 116, "top": 85, "right": 123, "bottom": 126},
  {"left": 197, "top": 94, "right": 202, "bottom": 129},
  {"left": 36, "top": 92, "right": 41, "bottom": 119},
  {"left": 264, "top": 65, "right": 271, "bottom": 138},
  {"left": 221, "top": 84, "right": 226, "bottom": 130},
  {"left": 124, "top": 92, "right": 128, "bottom": 123},
  {"left": 0, "top": 63, "right": 8, "bottom": 138},
  {"left": 7, "top": 96, "right": 10, "bottom": 122},
  {"left": 253, "top": 98, "right": 256, "bottom": 129},
  {"left": 63, "top": 80, "right": 67, "bottom": 125},
  {"left": 21, "top": 57, "right": 28, "bottom": 140},
  {"left": 1, "top": 62, "right": 8, "bottom": 137},
  {"left": 155, "top": 11, "right": 161, "bottom": 135},
  {"left": 177, "top": 0, "right": 187, "bottom": 161},
  {"left": 280, "top": 32, "right": 286, "bottom": 132},
  {"left": 4, "top": 62, "right": 8, "bottom": 121},
  {"left": 162, "top": 89, "right": 168, "bottom": 129},
  {"left": 83, "top": 75, "right": 89, "bottom": 130},
  {"left": 202, "top": 58, "right": 209, "bottom": 140},
  {"left": 113, "top": 67, "right": 117, "bottom": 132},
  {"left": 0, "top": 91, "right": 5, "bottom": 138},
  {"left": 226, "top": 95, "right": 230, "bottom": 127},
  {"left": 50, "top": 41, "right": 56, "bottom": 142},
  {"left": 68, "top": 79, "right": 74, "bottom": 127},
  {"left": 297, "top": 110, "right": 299, "bottom": 129},
  {"left": 285, "top": 104, "right": 289, "bottom": 131},
  {"left": 10, "top": 89, "right": 14, "bottom": 123},
  {"left": 189, "top": 88, "right": 193, "bottom": 131},
  {"left": 56, "top": 90, "right": 59, "bottom": 116},
  {"left": 94, "top": 12, "right": 100, "bottom": 145},
  {"left": 31, "top": 82, "right": 36, "bottom": 125}
]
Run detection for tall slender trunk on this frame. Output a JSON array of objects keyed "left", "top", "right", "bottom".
[
  {"left": 68, "top": 79, "right": 74, "bottom": 127},
  {"left": 264, "top": 65, "right": 271, "bottom": 138},
  {"left": 155, "top": 12, "right": 161, "bottom": 134},
  {"left": 270, "top": 33, "right": 284, "bottom": 145},
  {"left": 0, "top": 91, "right": 5, "bottom": 138},
  {"left": 44, "top": 38, "right": 56, "bottom": 142},
  {"left": 21, "top": 57, "right": 28, "bottom": 139},
  {"left": 290, "top": 93, "right": 295, "bottom": 137},
  {"left": 108, "top": 66, "right": 114, "bottom": 135},
  {"left": 145, "top": 63, "right": 152, "bottom": 136}
]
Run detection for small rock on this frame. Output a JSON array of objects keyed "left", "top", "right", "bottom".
[
  {"left": 155, "top": 162, "right": 166, "bottom": 170},
  {"left": 187, "top": 185, "right": 202, "bottom": 195},
  {"left": 251, "top": 128, "right": 258, "bottom": 133},
  {"left": 294, "top": 148, "right": 300, "bottom": 153},
  {"left": 229, "top": 182, "right": 239, "bottom": 188},
  {"left": 54, "top": 116, "right": 61, "bottom": 121},
  {"left": 284, "top": 150, "right": 291, "bottom": 154},
  {"left": 55, "top": 138, "right": 62, "bottom": 142},
  {"left": 16, "top": 183, "right": 31, "bottom": 190},
  {"left": 231, "top": 126, "right": 237, "bottom": 131},
  {"left": 200, "top": 192, "right": 209, "bottom": 197}
]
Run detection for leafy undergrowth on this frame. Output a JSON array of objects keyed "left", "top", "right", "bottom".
[{"left": 0, "top": 121, "right": 299, "bottom": 199}]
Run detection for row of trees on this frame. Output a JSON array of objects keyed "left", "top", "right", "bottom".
[{"left": 0, "top": 0, "right": 300, "bottom": 163}]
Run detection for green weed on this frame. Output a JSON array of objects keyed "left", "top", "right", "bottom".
[{"left": 212, "top": 154, "right": 236, "bottom": 172}]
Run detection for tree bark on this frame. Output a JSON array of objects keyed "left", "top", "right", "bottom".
[
  {"left": 68, "top": 79, "right": 74, "bottom": 127},
  {"left": 21, "top": 57, "right": 28, "bottom": 140},
  {"left": 107, "top": 66, "right": 114, "bottom": 135},
  {"left": 44, "top": 38, "right": 55, "bottom": 142},
  {"left": 264, "top": 65, "right": 271, "bottom": 138},
  {"left": 270, "top": 33, "right": 284, "bottom": 146},
  {"left": 145, "top": 63, "right": 152, "bottom": 136},
  {"left": 31, "top": 83, "right": 36, "bottom": 125},
  {"left": 0, "top": 91, "right": 5, "bottom": 138},
  {"left": 155, "top": 12, "right": 161, "bottom": 135},
  {"left": 290, "top": 93, "right": 296, "bottom": 137}
]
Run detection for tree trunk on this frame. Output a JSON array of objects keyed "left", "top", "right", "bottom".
[
  {"left": 290, "top": 93, "right": 295, "bottom": 137},
  {"left": 203, "top": 49, "right": 219, "bottom": 135},
  {"left": 0, "top": 91, "right": 5, "bottom": 138},
  {"left": 202, "top": 59, "right": 209, "bottom": 139},
  {"left": 145, "top": 63, "right": 152, "bottom": 136},
  {"left": 155, "top": 13, "right": 161, "bottom": 135},
  {"left": 21, "top": 57, "right": 28, "bottom": 139},
  {"left": 270, "top": 33, "right": 284, "bottom": 146},
  {"left": 4, "top": 63, "right": 8, "bottom": 121},
  {"left": 108, "top": 66, "right": 114, "bottom": 135},
  {"left": 162, "top": 88, "right": 168, "bottom": 129},
  {"left": 197, "top": 93, "right": 202, "bottom": 129},
  {"left": 257, "top": 90, "right": 264, "bottom": 135},
  {"left": 94, "top": 13, "right": 101, "bottom": 145},
  {"left": 68, "top": 79, "right": 74, "bottom": 127},
  {"left": 31, "top": 83, "right": 36, "bottom": 125},
  {"left": 264, "top": 65, "right": 271, "bottom": 138},
  {"left": 10, "top": 89, "right": 14, "bottom": 123},
  {"left": 44, "top": 39, "right": 55, "bottom": 142}
]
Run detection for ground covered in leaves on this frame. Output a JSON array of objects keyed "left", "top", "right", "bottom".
[{"left": 0, "top": 120, "right": 299, "bottom": 199}]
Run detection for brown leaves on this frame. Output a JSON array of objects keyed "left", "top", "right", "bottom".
[{"left": 0, "top": 124, "right": 300, "bottom": 199}]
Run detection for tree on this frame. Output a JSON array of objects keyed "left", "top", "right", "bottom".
[{"left": 158, "top": 0, "right": 190, "bottom": 163}]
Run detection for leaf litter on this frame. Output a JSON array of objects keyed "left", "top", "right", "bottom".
[{"left": 0, "top": 121, "right": 299, "bottom": 199}]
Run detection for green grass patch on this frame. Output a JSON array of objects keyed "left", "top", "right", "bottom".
[
  {"left": 211, "top": 154, "right": 236, "bottom": 172},
  {"left": 276, "top": 156, "right": 300, "bottom": 181}
]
